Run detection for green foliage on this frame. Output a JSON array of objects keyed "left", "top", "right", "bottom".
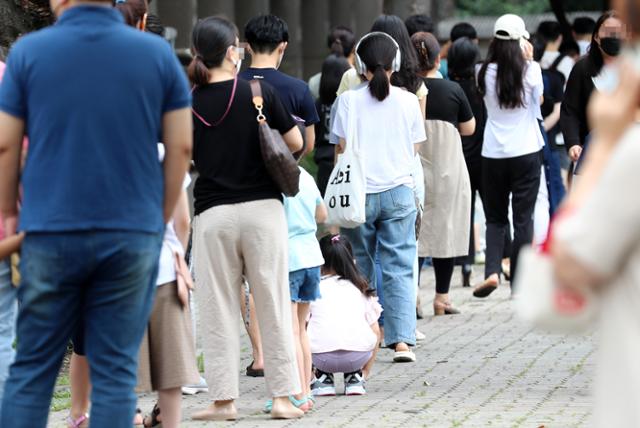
[
  {"left": 455, "top": 0, "right": 603, "bottom": 16},
  {"left": 51, "top": 389, "right": 71, "bottom": 412},
  {"left": 456, "top": 0, "right": 550, "bottom": 16},
  {"left": 299, "top": 151, "right": 318, "bottom": 179}
]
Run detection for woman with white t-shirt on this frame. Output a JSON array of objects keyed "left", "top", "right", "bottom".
[
  {"left": 473, "top": 14, "right": 544, "bottom": 298},
  {"left": 333, "top": 32, "right": 426, "bottom": 363}
]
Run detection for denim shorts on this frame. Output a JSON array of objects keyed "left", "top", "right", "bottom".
[{"left": 289, "top": 267, "right": 321, "bottom": 303}]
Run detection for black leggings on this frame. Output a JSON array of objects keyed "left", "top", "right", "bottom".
[{"left": 432, "top": 257, "right": 455, "bottom": 294}]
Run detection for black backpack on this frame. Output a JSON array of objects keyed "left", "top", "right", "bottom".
[{"left": 541, "top": 54, "right": 567, "bottom": 119}]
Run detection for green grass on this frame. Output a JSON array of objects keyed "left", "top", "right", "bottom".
[
  {"left": 51, "top": 388, "right": 71, "bottom": 412},
  {"left": 197, "top": 353, "right": 205, "bottom": 374}
]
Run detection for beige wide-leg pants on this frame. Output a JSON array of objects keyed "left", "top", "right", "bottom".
[{"left": 193, "top": 199, "right": 300, "bottom": 400}]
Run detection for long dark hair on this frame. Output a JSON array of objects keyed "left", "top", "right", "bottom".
[
  {"left": 478, "top": 38, "right": 526, "bottom": 109},
  {"left": 357, "top": 33, "right": 398, "bottom": 101},
  {"left": 371, "top": 15, "right": 422, "bottom": 95},
  {"left": 448, "top": 37, "right": 480, "bottom": 80},
  {"left": 319, "top": 54, "right": 351, "bottom": 106},
  {"left": 188, "top": 17, "right": 238, "bottom": 86},
  {"left": 328, "top": 26, "right": 356, "bottom": 58},
  {"left": 588, "top": 10, "right": 619, "bottom": 76},
  {"left": 319, "top": 235, "right": 373, "bottom": 297}
]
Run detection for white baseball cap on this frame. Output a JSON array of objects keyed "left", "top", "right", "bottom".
[{"left": 494, "top": 14, "right": 530, "bottom": 41}]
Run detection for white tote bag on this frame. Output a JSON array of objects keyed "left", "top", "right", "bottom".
[
  {"left": 515, "top": 246, "right": 599, "bottom": 334},
  {"left": 324, "top": 94, "right": 366, "bottom": 228}
]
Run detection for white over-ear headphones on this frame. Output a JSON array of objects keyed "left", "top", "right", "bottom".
[{"left": 354, "top": 31, "right": 402, "bottom": 75}]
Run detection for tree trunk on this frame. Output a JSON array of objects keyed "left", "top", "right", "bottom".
[
  {"left": 550, "top": 0, "right": 573, "bottom": 42},
  {"left": 271, "top": 0, "right": 302, "bottom": 77},
  {"left": 235, "top": 0, "right": 270, "bottom": 34},
  {"left": 0, "top": 0, "right": 53, "bottom": 58},
  {"left": 197, "top": 0, "right": 235, "bottom": 21},
  {"left": 382, "top": 0, "right": 430, "bottom": 20},
  {"left": 156, "top": 0, "right": 197, "bottom": 50},
  {"left": 301, "top": 0, "right": 330, "bottom": 79},
  {"left": 354, "top": 0, "right": 383, "bottom": 36},
  {"left": 330, "top": 0, "right": 356, "bottom": 32}
]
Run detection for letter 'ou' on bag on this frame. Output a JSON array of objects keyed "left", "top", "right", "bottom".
[
  {"left": 250, "top": 80, "right": 300, "bottom": 196},
  {"left": 324, "top": 94, "right": 366, "bottom": 228}
]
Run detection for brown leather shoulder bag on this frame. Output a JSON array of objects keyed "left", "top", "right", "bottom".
[{"left": 249, "top": 80, "right": 300, "bottom": 197}]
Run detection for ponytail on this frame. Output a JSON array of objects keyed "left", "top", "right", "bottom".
[
  {"left": 319, "top": 235, "right": 373, "bottom": 297},
  {"left": 187, "top": 56, "right": 211, "bottom": 86},
  {"left": 369, "top": 65, "right": 390, "bottom": 101},
  {"left": 357, "top": 33, "right": 396, "bottom": 102},
  {"left": 189, "top": 17, "right": 238, "bottom": 86}
]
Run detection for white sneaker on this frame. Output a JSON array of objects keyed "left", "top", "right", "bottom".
[
  {"left": 393, "top": 350, "right": 416, "bottom": 363},
  {"left": 344, "top": 371, "right": 366, "bottom": 396},
  {"left": 182, "top": 376, "right": 209, "bottom": 395},
  {"left": 415, "top": 329, "right": 426, "bottom": 341}
]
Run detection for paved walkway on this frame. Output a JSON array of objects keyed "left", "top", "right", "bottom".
[{"left": 48, "top": 267, "right": 596, "bottom": 427}]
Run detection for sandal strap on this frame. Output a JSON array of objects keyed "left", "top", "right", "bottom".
[
  {"left": 67, "top": 414, "right": 88, "bottom": 428},
  {"left": 288, "top": 395, "right": 308, "bottom": 408}
]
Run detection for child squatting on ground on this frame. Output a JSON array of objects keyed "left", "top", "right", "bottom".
[{"left": 309, "top": 234, "right": 382, "bottom": 396}]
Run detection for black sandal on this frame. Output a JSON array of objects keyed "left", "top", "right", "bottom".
[
  {"left": 143, "top": 404, "right": 161, "bottom": 428},
  {"left": 246, "top": 360, "right": 264, "bottom": 377}
]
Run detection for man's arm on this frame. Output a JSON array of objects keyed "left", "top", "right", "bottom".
[
  {"left": 0, "top": 112, "right": 24, "bottom": 236},
  {"left": 304, "top": 125, "right": 315, "bottom": 154},
  {"left": 161, "top": 108, "right": 192, "bottom": 223}
]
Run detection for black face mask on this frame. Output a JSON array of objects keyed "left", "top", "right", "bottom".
[{"left": 600, "top": 37, "right": 622, "bottom": 56}]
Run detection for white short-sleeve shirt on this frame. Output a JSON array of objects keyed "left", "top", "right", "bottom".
[
  {"left": 332, "top": 85, "right": 426, "bottom": 193},
  {"left": 308, "top": 275, "right": 382, "bottom": 353},
  {"left": 480, "top": 61, "right": 545, "bottom": 159}
]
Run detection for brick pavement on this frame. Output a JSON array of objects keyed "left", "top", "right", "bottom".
[{"left": 48, "top": 267, "right": 595, "bottom": 428}]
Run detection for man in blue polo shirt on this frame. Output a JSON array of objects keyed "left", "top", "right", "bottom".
[
  {"left": 0, "top": 1, "right": 192, "bottom": 427},
  {"left": 240, "top": 14, "right": 319, "bottom": 155}
]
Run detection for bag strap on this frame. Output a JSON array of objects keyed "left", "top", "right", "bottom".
[
  {"left": 250, "top": 80, "right": 266, "bottom": 123},
  {"left": 549, "top": 53, "right": 565, "bottom": 72},
  {"left": 191, "top": 75, "right": 238, "bottom": 127}
]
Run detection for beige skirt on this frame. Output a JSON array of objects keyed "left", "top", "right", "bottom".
[{"left": 137, "top": 282, "right": 200, "bottom": 392}]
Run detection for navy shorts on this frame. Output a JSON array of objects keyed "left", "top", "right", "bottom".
[{"left": 289, "top": 267, "right": 321, "bottom": 303}]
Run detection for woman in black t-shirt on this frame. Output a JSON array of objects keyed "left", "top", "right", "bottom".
[
  {"left": 448, "top": 37, "right": 488, "bottom": 285},
  {"left": 188, "top": 17, "right": 304, "bottom": 421},
  {"left": 412, "top": 32, "right": 475, "bottom": 316},
  {"left": 313, "top": 54, "right": 350, "bottom": 196}
]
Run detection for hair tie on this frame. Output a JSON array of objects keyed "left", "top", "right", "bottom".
[{"left": 331, "top": 235, "right": 340, "bottom": 244}]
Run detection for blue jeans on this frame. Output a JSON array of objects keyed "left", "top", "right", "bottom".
[
  {"left": 0, "top": 259, "right": 16, "bottom": 408},
  {"left": 1, "top": 231, "right": 162, "bottom": 428},
  {"left": 289, "top": 266, "right": 321, "bottom": 303},
  {"left": 342, "top": 185, "right": 417, "bottom": 347}
]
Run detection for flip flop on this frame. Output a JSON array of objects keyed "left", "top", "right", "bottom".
[
  {"left": 143, "top": 404, "right": 161, "bottom": 427},
  {"left": 67, "top": 413, "right": 88, "bottom": 428},
  {"left": 246, "top": 360, "right": 264, "bottom": 377}
]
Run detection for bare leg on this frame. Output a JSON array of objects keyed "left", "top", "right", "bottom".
[
  {"left": 156, "top": 388, "right": 181, "bottom": 428},
  {"left": 69, "top": 353, "right": 91, "bottom": 420},
  {"left": 362, "top": 323, "right": 380, "bottom": 380},
  {"left": 297, "top": 303, "right": 312, "bottom": 402},
  {"left": 291, "top": 304, "right": 310, "bottom": 412},
  {"left": 239, "top": 288, "right": 264, "bottom": 371}
]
